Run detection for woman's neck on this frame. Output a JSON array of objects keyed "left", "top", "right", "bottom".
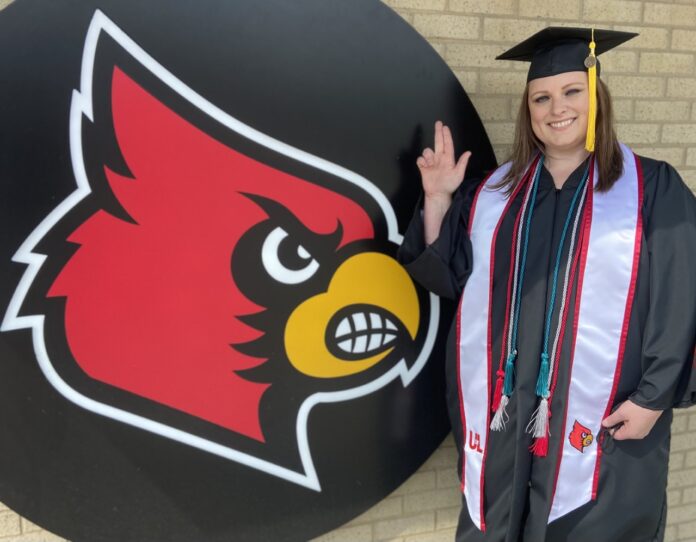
[{"left": 544, "top": 146, "right": 590, "bottom": 189}]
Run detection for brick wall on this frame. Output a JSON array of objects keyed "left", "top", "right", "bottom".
[{"left": 1, "top": 0, "right": 695, "bottom": 540}]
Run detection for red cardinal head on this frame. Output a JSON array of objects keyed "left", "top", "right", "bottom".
[
  {"left": 568, "top": 420, "right": 594, "bottom": 453},
  {"left": 5, "top": 13, "right": 428, "bottom": 485}
]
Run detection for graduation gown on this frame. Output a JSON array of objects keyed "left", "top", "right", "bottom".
[{"left": 398, "top": 153, "right": 696, "bottom": 542}]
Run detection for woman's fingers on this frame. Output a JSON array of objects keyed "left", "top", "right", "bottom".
[
  {"left": 434, "top": 120, "right": 444, "bottom": 155},
  {"left": 442, "top": 125, "right": 455, "bottom": 162},
  {"left": 422, "top": 147, "right": 435, "bottom": 166}
]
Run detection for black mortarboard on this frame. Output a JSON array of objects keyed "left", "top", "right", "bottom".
[{"left": 496, "top": 27, "right": 638, "bottom": 82}]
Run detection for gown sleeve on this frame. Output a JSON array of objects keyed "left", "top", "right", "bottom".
[
  {"left": 628, "top": 160, "right": 696, "bottom": 410},
  {"left": 396, "top": 178, "right": 481, "bottom": 300}
]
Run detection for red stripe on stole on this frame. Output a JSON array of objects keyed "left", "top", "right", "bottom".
[{"left": 591, "top": 153, "right": 644, "bottom": 498}]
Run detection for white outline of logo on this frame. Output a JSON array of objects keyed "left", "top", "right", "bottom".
[{"left": 1, "top": 9, "right": 440, "bottom": 491}]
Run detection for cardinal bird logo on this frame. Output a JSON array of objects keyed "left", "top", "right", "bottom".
[
  {"left": 1, "top": 11, "right": 437, "bottom": 490},
  {"left": 568, "top": 420, "right": 594, "bottom": 453}
]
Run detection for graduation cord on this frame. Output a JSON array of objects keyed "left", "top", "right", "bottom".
[
  {"left": 527, "top": 160, "right": 591, "bottom": 456},
  {"left": 491, "top": 156, "right": 544, "bottom": 431}
]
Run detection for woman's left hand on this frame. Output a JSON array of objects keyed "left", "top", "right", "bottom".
[{"left": 601, "top": 400, "right": 664, "bottom": 440}]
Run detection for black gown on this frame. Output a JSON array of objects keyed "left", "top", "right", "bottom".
[{"left": 398, "top": 154, "right": 696, "bottom": 542}]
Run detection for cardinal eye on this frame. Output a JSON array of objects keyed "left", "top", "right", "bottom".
[{"left": 261, "top": 226, "right": 319, "bottom": 285}]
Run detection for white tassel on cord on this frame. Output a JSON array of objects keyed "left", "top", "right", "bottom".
[
  {"left": 490, "top": 394, "right": 510, "bottom": 431},
  {"left": 526, "top": 397, "right": 549, "bottom": 438}
]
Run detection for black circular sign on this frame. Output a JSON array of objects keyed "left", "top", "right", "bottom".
[{"left": 0, "top": 1, "right": 496, "bottom": 540}]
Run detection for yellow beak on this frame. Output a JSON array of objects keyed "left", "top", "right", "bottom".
[{"left": 284, "top": 252, "right": 419, "bottom": 379}]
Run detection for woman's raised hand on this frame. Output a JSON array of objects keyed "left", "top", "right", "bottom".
[{"left": 417, "top": 120, "right": 472, "bottom": 200}]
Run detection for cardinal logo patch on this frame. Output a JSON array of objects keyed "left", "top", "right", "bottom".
[
  {"left": 568, "top": 420, "right": 594, "bottom": 453},
  {"left": 1, "top": 10, "right": 437, "bottom": 490}
]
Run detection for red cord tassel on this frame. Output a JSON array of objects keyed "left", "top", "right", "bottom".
[
  {"left": 491, "top": 370, "right": 505, "bottom": 412},
  {"left": 530, "top": 435, "right": 549, "bottom": 457}
]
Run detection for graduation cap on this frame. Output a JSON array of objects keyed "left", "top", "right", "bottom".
[{"left": 496, "top": 27, "right": 638, "bottom": 152}]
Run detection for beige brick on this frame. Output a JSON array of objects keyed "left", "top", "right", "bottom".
[
  {"left": 454, "top": 70, "right": 478, "bottom": 92},
  {"left": 421, "top": 446, "right": 458, "bottom": 470},
  {"left": 436, "top": 506, "right": 460, "bottom": 530},
  {"left": 607, "top": 75, "right": 663, "bottom": 97},
  {"left": 671, "top": 502, "right": 696, "bottom": 524},
  {"left": 0, "top": 511, "right": 21, "bottom": 537},
  {"left": 672, "top": 432, "right": 696, "bottom": 452},
  {"left": 662, "top": 124, "right": 696, "bottom": 144},
  {"left": 600, "top": 51, "right": 638, "bottom": 74},
  {"left": 678, "top": 520, "right": 696, "bottom": 541},
  {"left": 612, "top": 99, "right": 633, "bottom": 121},
  {"left": 614, "top": 26, "right": 670, "bottom": 50},
  {"left": 446, "top": 43, "right": 511, "bottom": 68},
  {"left": 20, "top": 517, "right": 43, "bottom": 534},
  {"left": 480, "top": 71, "right": 527, "bottom": 94},
  {"left": 374, "top": 513, "right": 435, "bottom": 540},
  {"left": 689, "top": 412, "right": 696, "bottom": 431},
  {"left": 667, "top": 77, "right": 696, "bottom": 98},
  {"left": 312, "top": 524, "right": 373, "bottom": 542},
  {"left": 644, "top": 2, "right": 696, "bottom": 27},
  {"left": 686, "top": 148, "right": 696, "bottom": 167},
  {"left": 449, "top": 0, "right": 515, "bottom": 15},
  {"left": 0, "top": 533, "right": 67, "bottom": 542},
  {"left": 412, "top": 14, "right": 479, "bottom": 39},
  {"left": 672, "top": 29, "right": 696, "bottom": 51},
  {"left": 664, "top": 525, "right": 678, "bottom": 542},
  {"left": 382, "top": 0, "right": 445, "bottom": 9},
  {"left": 436, "top": 467, "right": 460, "bottom": 488},
  {"left": 686, "top": 450, "right": 696, "bottom": 468},
  {"left": 634, "top": 147, "right": 684, "bottom": 166},
  {"left": 640, "top": 52, "right": 694, "bottom": 75},
  {"left": 667, "top": 467, "right": 696, "bottom": 487},
  {"left": 486, "top": 122, "right": 515, "bottom": 145},
  {"left": 493, "top": 145, "right": 512, "bottom": 164},
  {"left": 0, "top": 0, "right": 14, "bottom": 9},
  {"left": 634, "top": 100, "right": 691, "bottom": 122},
  {"left": 668, "top": 489, "right": 683, "bottom": 508},
  {"left": 482, "top": 18, "right": 545, "bottom": 42},
  {"left": 617, "top": 123, "right": 660, "bottom": 144},
  {"left": 583, "top": 0, "right": 642, "bottom": 23},
  {"left": 404, "top": 488, "right": 461, "bottom": 514},
  {"left": 684, "top": 486, "right": 696, "bottom": 504},
  {"left": 350, "top": 496, "right": 403, "bottom": 524},
  {"left": 469, "top": 96, "right": 510, "bottom": 121},
  {"left": 392, "top": 471, "right": 437, "bottom": 496},
  {"left": 403, "top": 529, "right": 458, "bottom": 542},
  {"left": 693, "top": 103, "right": 696, "bottom": 122},
  {"left": 669, "top": 451, "right": 686, "bottom": 471},
  {"left": 683, "top": 169, "right": 696, "bottom": 192},
  {"left": 518, "top": 0, "right": 580, "bottom": 19}
]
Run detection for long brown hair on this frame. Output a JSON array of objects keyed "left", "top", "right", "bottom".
[{"left": 496, "top": 78, "right": 623, "bottom": 193}]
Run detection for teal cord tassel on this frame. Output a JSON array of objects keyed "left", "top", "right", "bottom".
[
  {"left": 536, "top": 352, "right": 550, "bottom": 397},
  {"left": 502, "top": 350, "right": 517, "bottom": 396}
]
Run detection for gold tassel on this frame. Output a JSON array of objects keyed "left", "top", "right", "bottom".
[{"left": 585, "top": 29, "right": 597, "bottom": 152}]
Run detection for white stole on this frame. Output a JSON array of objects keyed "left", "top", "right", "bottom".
[{"left": 456, "top": 144, "right": 642, "bottom": 529}]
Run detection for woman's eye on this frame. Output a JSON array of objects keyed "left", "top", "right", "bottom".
[
  {"left": 534, "top": 95, "right": 548, "bottom": 104},
  {"left": 566, "top": 88, "right": 581, "bottom": 96},
  {"left": 261, "top": 226, "right": 319, "bottom": 285}
]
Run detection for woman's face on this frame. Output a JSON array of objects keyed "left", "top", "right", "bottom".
[{"left": 527, "top": 71, "right": 589, "bottom": 154}]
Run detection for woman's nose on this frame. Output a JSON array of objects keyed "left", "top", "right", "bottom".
[{"left": 550, "top": 97, "right": 567, "bottom": 116}]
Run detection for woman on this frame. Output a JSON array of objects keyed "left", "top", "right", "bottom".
[{"left": 398, "top": 27, "right": 696, "bottom": 542}]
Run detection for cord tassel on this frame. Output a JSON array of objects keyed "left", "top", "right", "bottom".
[
  {"left": 536, "top": 353, "right": 550, "bottom": 397},
  {"left": 491, "top": 370, "right": 506, "bottom": 412},
  {"left": 490, "top": 394, "right": 510, "bottom": 431},
  {"left": 526, "top": 398, "right": 550, "bottom": 457},
  {"left": 585, "top": 29, "right": 597, "bottom": 152},
  {"left": 502, "top": 350, "right": 517, "bottom": 397}
]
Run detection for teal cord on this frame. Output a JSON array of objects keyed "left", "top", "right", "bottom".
[{"left": 536, "top": 163, "right": 591, "bottom": 398}]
